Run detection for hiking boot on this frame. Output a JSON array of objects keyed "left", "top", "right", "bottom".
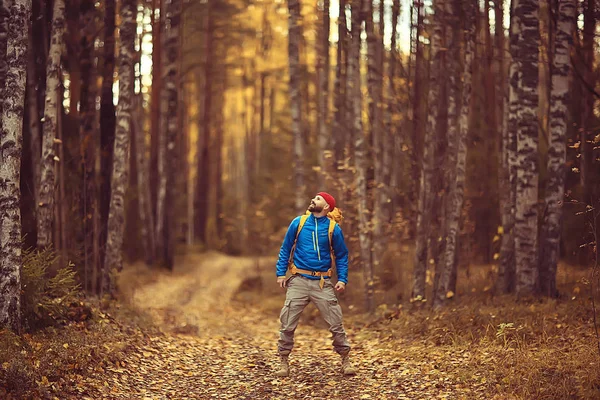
[
  {"left": 341, "top": 353, "right": 357, "bottom": 376},
  {"left": 275, "top": 355, "right": 289, "bottom": 377}
]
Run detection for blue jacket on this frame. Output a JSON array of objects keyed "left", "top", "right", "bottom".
[{"left": 276, "top": 214, "right": 350, "bottom": 284}]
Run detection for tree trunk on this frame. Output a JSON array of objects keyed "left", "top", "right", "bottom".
[
  {"left": 494, "top": 0, "right": 509, "bottom": 285},
  {"left": 539, "top": 0, "right": 575, "bottom": 297},
  {"left": 333, "top": 0, "right": 347, "bottom": 173},
  {"left": 514, "top": 0, "right": 540, "bottom": 296},
  {"left": 27, "top": 35, "right": 41, "bottom": 226},
  {"left": 37, "top": 0, "right": 65, "bottom": 249},
  {"left": 104, "top": 0, "right": 135, "bottom": 293},
  {"left": 410, "top": 0, "right": 424, "bottom": 212},
  {"left": 0, "top": 0, "right": 30, "bottom": 332},
  {"left": 346, "top": 0, "right": 372, "bottom": 312},
  {"left": 132, "top": 97, "right": 155, "bottom": 265},
  {"left": 288, "top": 0, "right": 306, "bottom": 212},
  {"left": 412, "top": 0, "right": 443, "bottom": 301},
  {"left": 150, "top": 0, "right": 161, "bottom": 230},
  {"left": 579, "top": 0, "right": 595, "bottom": 202},
  {"left": 156, "top": 0, "right": 168, "bottom": 262},
  {"left": 316, "top": 0, "right": 330, "bottom": 187},
  {"left": 164, "top": 0, "right": 181, "bottom": 268},
  {"left": 195, "top": 0, "right": 213, "bottom": 242},
  {"left": 498, "top": 0, "right": 518, "bottom": 294},
  {"left": 79, "top": 0, "right": 98, "bottom": 292},
  {"left": 100, "top": 0, "right": 116, "bottom": 292},
  {"left": 366, "top": 0, "right": 385, "bottom": 282},
  {"left": 434, "top": 0, "right": 471, "bottom": 309}
]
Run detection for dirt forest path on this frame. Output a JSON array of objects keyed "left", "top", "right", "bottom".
[{"left": 74, "top": 253, "right": 493, "bottom": 400}]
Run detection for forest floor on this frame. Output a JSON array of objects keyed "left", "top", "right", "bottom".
[{"left": 2, "top": 252, "right": 600, "bottom": 399}]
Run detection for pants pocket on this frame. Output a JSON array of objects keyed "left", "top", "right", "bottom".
[
  {"left": 279, "top": 299, "right": 292, "bottom": 327},
  {"left": 328, "top": 299, "right": 343, "bottom": 326}
]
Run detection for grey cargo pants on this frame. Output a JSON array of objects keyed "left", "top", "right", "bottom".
[{"left": 277, "top": 275, "right": 351, "bottom": 356}]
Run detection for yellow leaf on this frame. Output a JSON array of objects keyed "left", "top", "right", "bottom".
[
  {"left": 497, "top": 226, "right": 504, "bottom": 234},
  {"left": 40, "top": 376, "right": 50, "bottom": 386},
  {"left": 493, "top": 253, "right": 500, "bottom": 260},
  {"left": 446, "top": 291, "right": 454, "bottom": 299},
  {"left": 2, "top": 362, "right": 9, "bottom": 370},
  {"left": 492, "top": 235, "right": 500, "bottom": 242},
  {"left": 573, "top": 286, "right": 580, "bottom": 294},
  {"left": 63, "top": 343, "right": 69, "bottom": 349}
]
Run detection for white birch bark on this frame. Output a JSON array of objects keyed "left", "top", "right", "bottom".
[
  {"left": 412, "top": 0, "right": 443, "bottom": 301},
  {"left": 37, "top": 0, "right": 66, "bottom": 248},
  {"left": 104, "top": 0, "right": 136, "bottom": 291},
  {"left": 514, "top": 0, "right": 540, "bottom": 296},
  {"left": 0, "top": 0, "right": 31, "bottom": 332},
  {"left": 498, "top": 1, "right": 519, "bottom": 294},
  {"left": 434, "top": 0, "right": 476, "bottom": 308},
  {"left": 539, "top": 0, "right": 576, "bottom": 297}
]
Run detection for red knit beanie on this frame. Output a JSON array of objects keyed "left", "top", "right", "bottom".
[{"left": 317, "top": 192, "right": 336, "bottom": 211}]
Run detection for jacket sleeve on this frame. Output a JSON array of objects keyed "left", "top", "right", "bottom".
[
  {"left": 332, "top": 225, "right": 349, "bottom": 284},
  {"left": 276, "top": 217, "right": 301, "bottom": 277}
]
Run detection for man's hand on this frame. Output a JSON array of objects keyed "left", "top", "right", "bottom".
[
  {"left": 277, "top": 276, "right": 287, "bottom": 288},
  {"left": 335, "top": 281, "right": 346, "bottom": 292}
]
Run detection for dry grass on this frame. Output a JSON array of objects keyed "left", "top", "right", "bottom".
[{"left": 246, "top": 245, "right": 599, "bottom": 399}]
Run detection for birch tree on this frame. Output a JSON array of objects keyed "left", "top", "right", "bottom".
[
  {"left": 498, "top": 1, "right": 518, "bottom": 294},
  {"left": 104, "top": 0, "right": 136, "bottom": 291},
  {"left": 539, "top": 0, "right": 576, "bottom": 297},
  {"left": 288, "top": 0, "right": 306, "bottom": 212},
  {"left": 0, "top": 0, "right": 30, "bottom": 332},
  {"left": 412, "top": 0, "right": 443, "bottom": 301},
  {"left": 514, "top": 0, "right": 540, "bottom": 295},
  {"left": 37, "top": 0, "right": 66, "bottom": 248},
  {"left": 434, "top": 0, "right": 476, "bottom": 308}
]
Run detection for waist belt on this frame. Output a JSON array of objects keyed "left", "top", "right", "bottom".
[{"left": 289, "top": 264, "right": 332, "bottom": 289}]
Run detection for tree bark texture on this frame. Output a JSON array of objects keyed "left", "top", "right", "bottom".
[
  {"left": 0, "top": 0, "right": 30, "bottom": 332},
  {"left": 498, "top": 0, "right": 518, "bottom": 294},
  {"left": 37, "top": 0, "right": 65, "bottom": 249},
  {"left": 100, "top": 0, "right": 116, "bottom": 279},
  {"left": 513, "top": 0, "right": 540, "bottom": 296},
  {"left": 412, "top": 0, "right": 443, "bottom": 300},
  {"left": 539, "top": 0, "right": 575, "bottom": 297},
  {"left": 104, "top": 0, "right": 135, "bottom": 292},
  {"left": 435, "top": 0, "right": 474, "bottom": 308}
]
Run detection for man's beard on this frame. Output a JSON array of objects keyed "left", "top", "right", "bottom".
[{"left": 308, "top": 202, "right": 323, "bottom": 212}]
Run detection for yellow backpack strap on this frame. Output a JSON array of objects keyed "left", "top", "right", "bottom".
[
  {"left": 297, "top": 214, "right": 309, "bottom": 239},
  {"left": 288, "top": 214, "right": 310, "bottom": 269},
  {"left": 328, "top": 219, "right": 336, "bottom": 264}
]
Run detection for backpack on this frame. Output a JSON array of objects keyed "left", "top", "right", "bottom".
[{"left": 288, "top": 214, "right": 337, "bottom": 268}]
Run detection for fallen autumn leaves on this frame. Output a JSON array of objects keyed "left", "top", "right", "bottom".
[{"left": 1, "top": 252, "right": 599, "bottom": 399}]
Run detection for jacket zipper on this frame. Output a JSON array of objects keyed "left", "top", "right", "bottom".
[{"left": 315, "top": 216, "right": 321, "bottom": 260}]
